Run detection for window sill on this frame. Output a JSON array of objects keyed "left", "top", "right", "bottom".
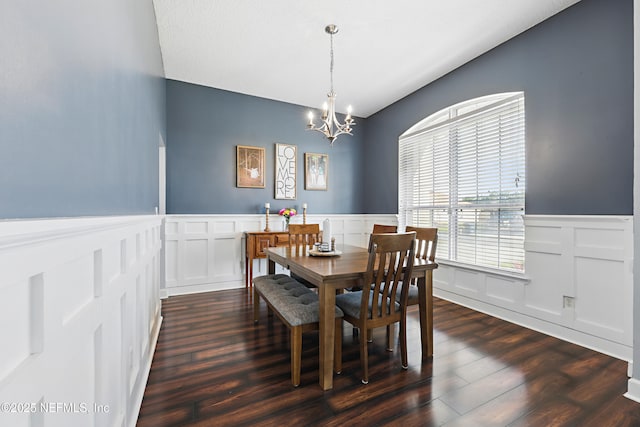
[{"left": 436, "top": 259, "right": 530, "bottom": 283}]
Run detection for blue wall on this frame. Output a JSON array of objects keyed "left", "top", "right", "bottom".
[
  {"left": 166, "top": 80, "right": 365, "bottom": 214},
  {"left": 4, "top": 0, "right": 630, "bottom": 219},
  {"left": 364, "top": 0, "right": 633, "bottom": 215},
  {"left": 0, "top": 0, "right": 166, "bottom": 219}
]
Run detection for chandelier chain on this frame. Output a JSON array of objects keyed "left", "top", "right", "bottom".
[{"left": 329, "top": 32, "right": 334, "bottom": 93}]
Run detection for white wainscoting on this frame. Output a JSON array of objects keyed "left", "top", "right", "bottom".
[
  {"left": 165, "top": 213, "right": 633, "bottom": 361},
  {"left": 0, "top": 215, "right": 163, "bottom": 427},
  {"left": 163, "top": 214, "right": 398, "bottom": 296},
  {"left": 434, "top": 215, "right": 633, "bottom": 361}
]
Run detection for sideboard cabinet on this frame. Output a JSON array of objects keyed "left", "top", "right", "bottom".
[{"left": 244, "top": 231, "right": 289, "bottom": 287}]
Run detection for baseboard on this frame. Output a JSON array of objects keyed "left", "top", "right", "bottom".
[
  {"left": 166, "top": 281, "right": 245, "bottom": 297},
  {"left": 625, "top": 378, "right": 640, "bottom": 403}
]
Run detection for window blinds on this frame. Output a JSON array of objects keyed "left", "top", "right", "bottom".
[{"left": 399, "top": 93, "right": 525, "bottom": 272}]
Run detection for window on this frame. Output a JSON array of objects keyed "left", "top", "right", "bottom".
[{"left": 399, "top": 92, "right": 525, "bottom": 272}]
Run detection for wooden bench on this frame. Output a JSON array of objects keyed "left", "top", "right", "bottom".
[{"left": 253, "top": 274, "right": 343, "bottom": 386}]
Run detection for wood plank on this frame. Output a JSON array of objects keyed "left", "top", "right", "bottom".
[{"left": 137, "top": 289, "right": 640, "bottom": 426}]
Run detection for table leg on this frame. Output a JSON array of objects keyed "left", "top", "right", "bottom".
[
  {"left": 246, "top": 256, "right": 250, "bottom": 287},
  {"left": 318, "top": 283, "right": 336, "bottom": 390},
  {"left": 417, "top": 270, "right": 434, "bottom": 359},
  {"left": 268, "top": 257, "right": 275, "bottom": 275},
  {"left": 426, "top": 270, "right": 433, "bottom": 356},
  {"left": 250, "top": 258, "right": 256, "bottom": 288}
]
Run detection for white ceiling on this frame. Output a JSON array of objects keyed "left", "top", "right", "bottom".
[{"left": 153, "top": 0, "right": 581, "bottom": 118}]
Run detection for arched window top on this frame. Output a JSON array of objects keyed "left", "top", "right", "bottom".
[{"left": 402, "top": 92, "right": 524, "bottom": 137}]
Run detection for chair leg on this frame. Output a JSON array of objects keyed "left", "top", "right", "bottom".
[
  {"left": 400, "top": 319, "right": 408, "bottom": 370},
  {"left": 367, "top": 329, "right": 373, "bottom": 343},
  {"left": 360, "top": 326, "right": 369, "bottom": 384},
  {"left": 291, "top": 326, "right": 302, "bottom": 387},
  {"left": 334, "top": 319, "right": 342, "bottom": 374},
  {"left": 386, "top": 323, "right": 395, "bottom": 351}
]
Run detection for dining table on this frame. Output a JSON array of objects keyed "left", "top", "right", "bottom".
[{"left": 265, "top": 243, "right": 438, "bottom": 391}]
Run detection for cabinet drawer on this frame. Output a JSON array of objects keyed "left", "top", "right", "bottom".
[
  {"left": 274, "top": 234, "right": 289, "bottom": 246},
  {"left": 254, "top": 236, "right": 273, "bottom": 258}
]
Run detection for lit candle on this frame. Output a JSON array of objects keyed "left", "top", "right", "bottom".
[
  {"left": 307, "top": 111, "right": 314, "bottom": 125},
  {"left": 346, "top": 105, "right": 353, "bottom": 121},
  {"left": 302, "top": 203, "right": 307, "bottom": 209},
  {"left": 265, "top": 202, "right": 270, "bottom": 209},
  {"left": 322, "top": 102, "right": 328, "bottom": 119}
]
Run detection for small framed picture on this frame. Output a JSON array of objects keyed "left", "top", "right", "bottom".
[
  {"left": 236, "top": 145, "right": 265, "bottom": 188},
  {"left": 305, "top": 153, "right": 328, "bottom": 191}
]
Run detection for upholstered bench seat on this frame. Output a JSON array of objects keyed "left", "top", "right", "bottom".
[{"left": 253, "top": 274, "right": 343, "bottom": 386}]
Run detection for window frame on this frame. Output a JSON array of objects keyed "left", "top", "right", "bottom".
[{"left": 398, "top": 92, "right": 526, "bottom": 274}]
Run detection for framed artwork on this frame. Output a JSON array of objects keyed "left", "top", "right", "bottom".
[
  {"left": 305, "top": 153, "right": 328, "bottom": 191},
  {"left": 236, "top": 145, "right": 265, "bottom": 188},
  {"left": 275, "top": 143, "right": 296, "bottom": 199}
]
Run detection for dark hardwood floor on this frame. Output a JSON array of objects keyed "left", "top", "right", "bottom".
[{"left": 137, "top": 289, "right": 640, "bottom": 426}]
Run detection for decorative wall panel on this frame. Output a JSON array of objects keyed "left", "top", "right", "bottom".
[
  {"left": 434, "top": 215, "right": 633, "bottom": 361},
  {"left": 164, "top": 214, "right": 398, "bottom": 296},
  {"left": 0, "top": 216, "right": 162, "bottom": 427}
]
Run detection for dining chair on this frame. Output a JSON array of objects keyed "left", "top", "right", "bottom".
[
  {"left": 403, "top": 226, "right": 437, "bottom": 306},
  {"left": 335, "top": 231, "right": 416, "bottom": 384},
  {"left": 288, "top": 223, "right": 322, "bottom": 287},
  {"left": 288, "top": 223, "right": 321, "bottom": 255},
  {"left": 372, "top": 224, "right": 398, "bottom": 234},
  {"left": 384, "top": 226, "right": 438, "bottom": 349}
]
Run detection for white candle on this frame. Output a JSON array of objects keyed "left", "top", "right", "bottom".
[
  {"left": 323, "top": 218, "right": 331, "bottom": 244},
  {"left": 302, "top": 203, "right": 307, "bottom": 209},
  {"left": 265, "top": 202, "right": 270, "bottom": 209}
]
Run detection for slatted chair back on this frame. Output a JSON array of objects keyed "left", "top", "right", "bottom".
[
  {"left": 288, "top": 223, "right": 321, "bottom": 255},
  {"left": 401, "top": 226, "right": 438, "bottom": 308},
  {"left": 364, "top": 232, "right": 416, "bottom": 328},
  {"left": 372, "top": 224, "right": 398, "bottom": 234},
  {"left": 405, "top": 226, "right": 437, "bottom": 262}
]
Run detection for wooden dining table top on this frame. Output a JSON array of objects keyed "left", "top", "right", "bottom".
[{"left": 266, "top": 244, "right": 437, "bottom": 286}]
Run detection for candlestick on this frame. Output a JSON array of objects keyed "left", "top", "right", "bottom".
[
  {"left": 303, "top": 205, "right": 307, "bottom": 224},
  {"left": 264, "top": 207, "right": 270, "bottom": 232}
]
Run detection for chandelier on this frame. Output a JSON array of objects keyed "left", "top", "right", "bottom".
[{"left": 306, "top": 24, "right": 355, "bottom": 145}]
